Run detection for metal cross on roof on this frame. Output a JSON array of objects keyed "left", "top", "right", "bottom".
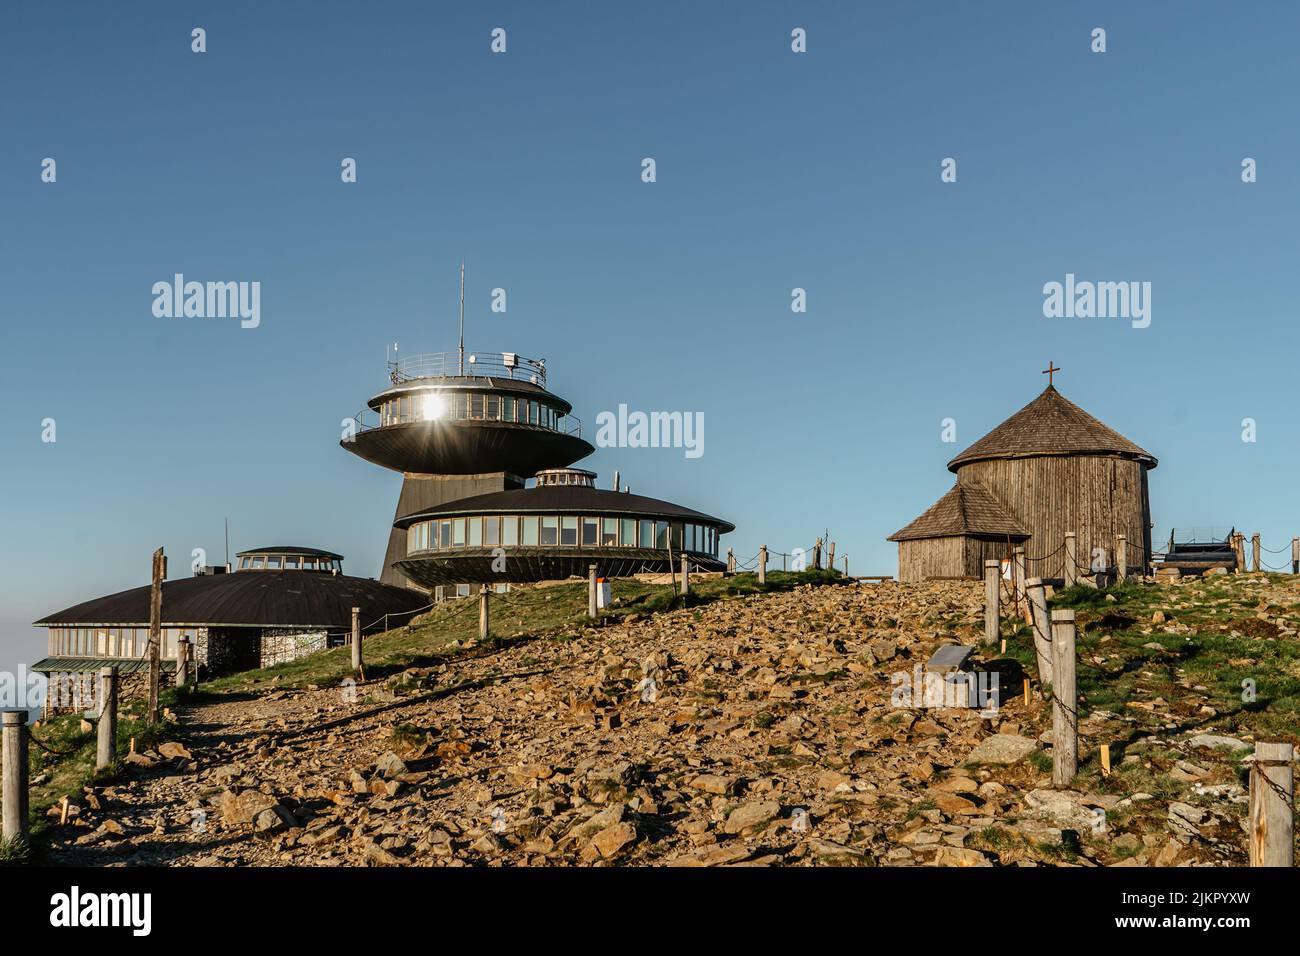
[{"left": 1042, "top": 361, "right": 1060, "bottom": 386}]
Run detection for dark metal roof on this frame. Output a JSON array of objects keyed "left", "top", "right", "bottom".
[
  {"left": 393, "top": 485, "right": 735, "bottom": 533},
  {"left": 888, "top": 481, "right": 1030, "bottom": 542},
  {"left": 235, "top": 546, "right": 344, "bottom": 559},
  {"left": 32, "top": 657, "right": 177, "bottom": 675},
  {"left": 34, "top": 571, "right": 429, "bottom": 629},
  {"left": 947, "top": 386, "right": 1157, "bottom": 471}
]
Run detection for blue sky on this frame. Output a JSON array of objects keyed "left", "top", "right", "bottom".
[{"left": 4, "top": 1, "right": 1299, "bottom": 673}]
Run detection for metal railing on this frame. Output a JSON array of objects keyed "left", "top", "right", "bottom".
[
  {"left": 388, "top": 351, "right": 547, "bottom": 385},
  {"left": 347, "top": 405, "right": 582, "bottom": 438}
]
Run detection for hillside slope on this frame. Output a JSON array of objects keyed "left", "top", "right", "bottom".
[{"left": 38, "top": 573, "right": 1300, "bottom": 867}]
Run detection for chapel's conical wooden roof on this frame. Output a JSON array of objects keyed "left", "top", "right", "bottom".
[
  {"left": 887, "top": 480, "right": 1029, "bottom": 542},
  {"left": 946, "top": 385, "right": 1156, "bottom": 472}
]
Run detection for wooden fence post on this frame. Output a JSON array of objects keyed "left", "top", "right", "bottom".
[
  {"left": 1292, "top": 537, "right": 1298, "bottom": 575},
  {"left": 350, "top": 606, "right": 362, "bottom": 674},
  {"left": 1, "top": 710, "right": 29, "bottom": 844},
  {"left": 147, "top": 547, "right": 165, "bottom": 724},
  {"left": 983, "top": 559, "right": 1000, "bottom": 647},
  {"left": 479, "top": 585, "right": 490, "bottom": 641},
  {"left": 758, "top": 546, "right": 767, "bottom": 586},
  {"left": 588, "top": 564, "right": 598, "bottom": 618},
  {"left": 1249, "top": 741, "right": 1294, "bottom": 867},
  {"left": 175, "top": 637, "right": 191, "bottom": 688},
  {"left": 827, "top": 541, "right": 836, "bottom": 574},
  {"left": 1064, "top": 532, "right": 1078, "bottom": 588},
  {"left": 1050, "top": 609, "right": 1078, "bottom": 787},
  {"left": 1233, "top": 533, "right": 1245, "bottom": 573},
  {"left": 727, "top": 548, "right": 735, "bottom": 574},
  {"left": 680, "top": 554, "right": 690, "bottom": 596},
  {"left": 1252, "top": 534, "right": 1262, "bottom": 573},
  {"left": 1116, "top": 535, "right": 1127, "bottom": 583},
  {"left": 1025, "top": 577, "right": 1053, "bottom": 685},
  {"left": 96, "top": 667, "right": 118, "bottom": 772},
  {"left": 813, "top": 538, "right": 822, "bottom": 571},
  {"left": 1013, "top": 546, "right": 1027, "bottom": 620}
]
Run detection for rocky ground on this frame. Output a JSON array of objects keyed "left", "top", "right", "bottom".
[{"left": 41, "top": 575, "right": 1297, "bottom": 867}]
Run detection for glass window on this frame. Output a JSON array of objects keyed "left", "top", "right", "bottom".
[
  {"left": 486, "top": 395, "right": 499, "bottom": 419},
  {"left": 468, "top": 517, "right": 483, "bottom": 547},
  {"left": 621, "top": 518, "right": 636, "bottom": 547},
  {"left": 582, "top": 517, "right": 599, "bottom": 546},
  {"left": 522, "top": 515, "right": 539, "bottom": 546},
  {"left": 561, "top": 516, "right": 578, "bottom": 546},
  {"left": 471, "top": 394, "right": 485, "bottom": 419},
  {"left": 252, "top": 556, "right": 265, "bottom": 569},
  {"left": 671, "top": 524, "right": 683, "bottom": 550},
  {"left": 503, "top": 396, "right": 515, "bottom": 422},
  {"left": 238, "top": 557, "right": 250, "bottom": 569},
  {"left": 456, "top": 584, "right": 471, "bottom": 598},
  {"left": 452, "top": 519, "right": 466, "bottom": 547},
  {"left": 639, "top": 520, "right": 654, "bottom": 548},
  {"left": 529, "top": 402, "right": 540, "bottom": 426},
  {"left": 541, "top": 516, "right": 559, "bottom": 546},
  {"left": 656, "top": 521, "right": 669, "bottom": 549},
  {"left": 602, "top": 518, "right": 618, "bottom": 547},
  {"left": 267, "top": 556, "right": 282, "bottom": 569},
  {"left": 484, "top": 516, "right": 501, "bottom": 546},
  {"left": 503, "top": 516, "right": 518, "bottom": 546},
  {"left": 439, "top": 520, "right": 452, "bottom": 549},
  {"left": 285, "top": 556, "right": 300, "bottom": 569}
]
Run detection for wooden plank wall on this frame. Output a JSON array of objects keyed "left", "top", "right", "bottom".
[{"left": 956, "top": 456, "right": 1150, "bottom": 580}]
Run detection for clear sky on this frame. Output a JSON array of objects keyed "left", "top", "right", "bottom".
[{"left": 4, "top": 1, "right": 1299, "bottom": 676}]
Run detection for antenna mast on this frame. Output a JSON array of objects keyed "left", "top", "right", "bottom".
[{"left": 458, "top": 261, "right": 465, "bottom": 375}]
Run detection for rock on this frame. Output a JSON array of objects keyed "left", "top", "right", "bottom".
[
  {"left": 373, "top": 751, "right": 408, "bottom": 779},
  {"left": 723, "top": 801, "right": 781, "bottom": 835},
  {"left": 669, "top": 845, "right": 754, "bottom": 867},
  {"left": 590, "top": 821, "right": 637, "bottom": 858},
  {"left": 1188, "top": 733, "right": 1250, "bottom": 753},
  {"left": 965, "top": 734, "right": 1038, "bottom": 765},
  {"left": 869, "top": 639, "right": 897, "bottom": 663},
  {"left": 253, "top": 808, "right": 287, "bottom": 833},
  {"left": 472, "top": 833, "right": 502, "bottom": 854},
  {"left": 362, "top": 842, "right": 403, "bottom": 866},
  {"left": 158, "top": 742, "right": 192, "bottom": 760},
  {"left": 930, "top": 792, "right": 981, "bottom": 816},
  {"left": 1024, "top": 789, "right": 1105, "bottom": 832},
  {"left": 1168, "top": 802, "right": 1207, "bottom": 837},
  {"left": 687, "top": 774, "right": 736, "bottom": 796},
  {"left": 218, "top": 789, "right": 280, "bottom": 827},
  {"left": 933, "top": 846, "right": 992, "bottom": 867},
  {"left": 300, "top": 825, "right": 344, "bottom": 847}
]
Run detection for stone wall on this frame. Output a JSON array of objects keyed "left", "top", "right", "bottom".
[{"left": 259, "top": 629, "right": 330, "bottom": 668}]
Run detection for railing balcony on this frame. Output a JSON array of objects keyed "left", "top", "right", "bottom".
[
  {"left": 348, "top": 403, "right": 582, "bottom": 439},
  {"left": 388, "top": 351, "right": 547, "bottom": 386}
]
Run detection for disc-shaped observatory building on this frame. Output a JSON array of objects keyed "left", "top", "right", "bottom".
[{"left": 342, "top": 345, "right": 732, "bottom": 593}]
